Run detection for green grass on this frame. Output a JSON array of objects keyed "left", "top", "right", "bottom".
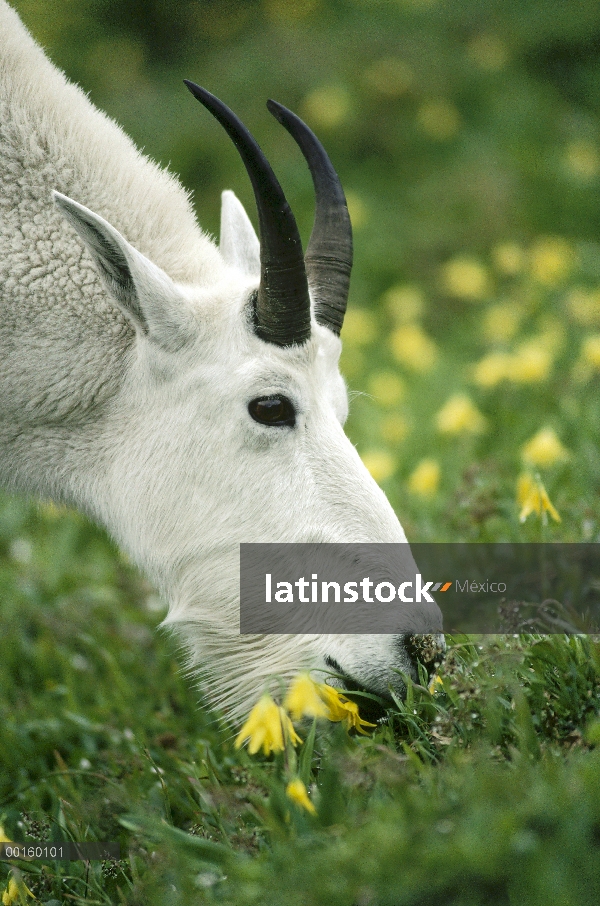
[{"left": 2, "top": 497, "right": 600, "bottom": 903}]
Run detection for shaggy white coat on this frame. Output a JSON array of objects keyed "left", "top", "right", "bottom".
[{"left": 0, "top": 1, "right": 442, "bottom": 720}]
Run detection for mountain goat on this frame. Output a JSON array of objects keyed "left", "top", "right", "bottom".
[{"left": 0, "top": 1, "right": 444, "bottom": 720}]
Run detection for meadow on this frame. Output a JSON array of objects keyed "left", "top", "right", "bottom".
[{"left": 2, "top": 0, "right": 600, "bottom": 902}]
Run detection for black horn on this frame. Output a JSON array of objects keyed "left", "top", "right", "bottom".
[
  {"left": 266, "top": 99, "right": 353, "bottom": 336},
  {"left": 184, "top": 82, "right": 311, "bottom": 347}
]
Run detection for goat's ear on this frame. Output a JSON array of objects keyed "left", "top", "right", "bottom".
[
  {"left": 53, "top": 192, "right": 192, "bottom": 350},
  {"left": 219, "top": 190, "right": 260, "bottom": 279}
]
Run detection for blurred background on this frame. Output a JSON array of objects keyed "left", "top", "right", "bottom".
[{"left": 9, "top": 0, "right": 600, "bottom": 543}]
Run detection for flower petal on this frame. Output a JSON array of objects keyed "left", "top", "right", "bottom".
[
  {"left": 284, "top": 674, "right": 328, "bottom": 720},
  {"left": 286, "top": 778, "right": 317, "bottom": 815},
  {"left": 235, "top": 695, "right": 285, "bottom": 756}
]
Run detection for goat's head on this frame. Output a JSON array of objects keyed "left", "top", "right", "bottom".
[{"left": 53, "top": 87, "right": 444, "bottom": 720}]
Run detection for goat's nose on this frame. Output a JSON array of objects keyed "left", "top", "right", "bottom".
[{"left": 403, "top": 633, "right": 446, "bottom": 680}]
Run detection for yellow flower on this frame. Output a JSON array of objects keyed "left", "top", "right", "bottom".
[
  {"left": 505, "top": 341, "right": 552, "bottom": 383},
  {"left": 317, "top": 682, "right": 353, "bottom": 720},
  {"left": 468, "top": 34, "right": 508, "bottom": 71},
  {"left": 428, "top": 675, "right": 444, "bottom": 694},
  {"left": 0, "top": 826, "right": 12, "bottom": 843},
  {"left": 529, "top": 237, "right": 574, "bottom": 286},
  {"left": 301, "top": 84, "right": 351, "bottom": 129},
  {"left": 383, "top": 284, "right": 425, "bottom": 323},
  {"left": 417, "top": 99, "right": 461, "bottom": 141},
  {"left": 280, "top": 708, "right": 303, "bottom": 747},
  {"left": 522, "top": 428, "right": 569, "bottom": 468},
  {"left": 565, "top": 288, "right": 600, "bottom": 327},
  {"left": 473, "top": 343, "right": 553, "bottom": 387},
  {"left": 491, "top": 242, "right": 525, "bottom": 275},
  {"left": 341, "top": 309, "right": 376, "bottom": 346},
  {"left": 581, "top": 335, "right": 600, "bottom": 369},
  {"left": 573, "top": 334, "right": 600, "bottom": 383},
  {"left": 473, "top": 351, "right": 512, "bottom": 388},
  {"left": 361, "top": 450, "right": 396, "bottom": 483},
  {"left": 368, "top": 371, "right": 405, "bottom": 407},
  {"left": 284, "top": 674, "right": 328, "bottom": 721},
  {"left": 40, "top": 501, "right": 69, "bottom": 520},
  {"left": 565, "top": 140, "right": 599, "bottom": 180},
  {"left": 265, "top": 0, "right": 318, "bottom": 21},
  {"left": 482, "top": 302, "right": 523, "bottom": 343},
  {"left": 235, "top": 694, "right": 288, "bottom": 756},
  {"left": 441, "top": 256, "right": 490, "bottom": 301},
  {"left": 390, "top": 323, "right": 438, "bottom": 372},
  {"left": 286, "top": 778, "right": 317, "bottom": 815},
  {"left": 517, "top": 473, "right": 561, "bottom": 524},
  {"left": 379, "top": 413, "right": 410, "bottom": 445},
  {"left": 2, "top": 874, "right": 35, "bottom": 906},
  {"left": 363, "top": 57, "right": 413, "bottom": 98},
  {"left": 435, "top": 394, "right": 486, "bottom": 435},
  {"left": 316, "top": 683, "right": 377, "bottom": 734},
  {"left": 408, "top": 459, "right": 440, "bottom": 497}
]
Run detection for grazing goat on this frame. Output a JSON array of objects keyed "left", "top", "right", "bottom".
[{"left": 0, "top": 1, "right": 444, "bottom": 720}]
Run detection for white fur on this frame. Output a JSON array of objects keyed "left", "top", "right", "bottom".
[
  {"left": 0, "top": 1, "right": 443, "bottom": 721},
  {"left": 219, "top": 190, "right": 260, "bottom": 279}
]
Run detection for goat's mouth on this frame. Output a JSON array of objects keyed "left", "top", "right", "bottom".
[
  {"left": 323, "top": 655, "right": 392, "bottom": 724},
  {"left": 322, "top": 634, "right": 446, "bottom": 726}
]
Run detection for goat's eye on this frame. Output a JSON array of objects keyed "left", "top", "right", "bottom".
[{"left": 248, "top": 396, "right": 296, "bottom": 427}]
